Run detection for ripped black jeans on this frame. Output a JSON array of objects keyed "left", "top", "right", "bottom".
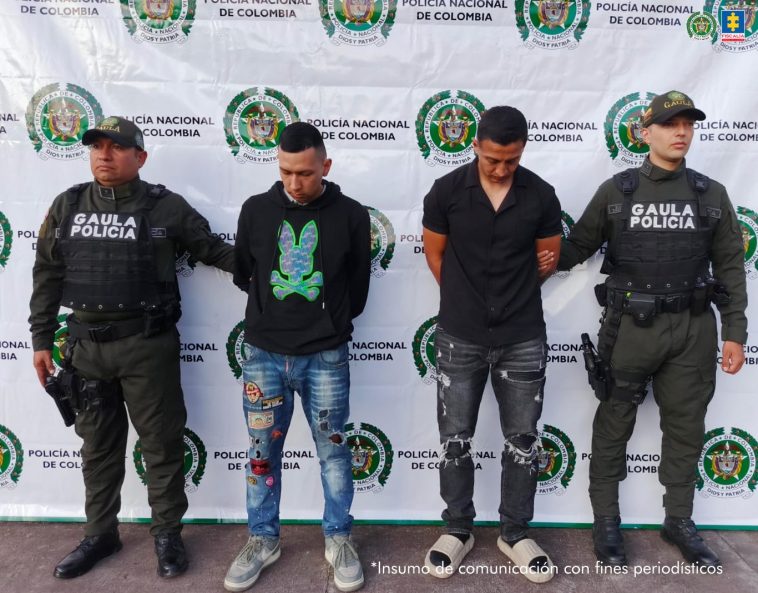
[{"left": 435, "top": 327, "right": 547, "bottom": 541}]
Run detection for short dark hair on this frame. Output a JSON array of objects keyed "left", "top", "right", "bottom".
[
  {"left": 476, "top": 106, "right": 528, "bottom": 146},
  {"left": 279, "top": 121, "right": 326, "bottom": 157}
]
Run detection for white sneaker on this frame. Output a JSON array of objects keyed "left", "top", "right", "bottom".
[
  {"left": 223, "top": 535, "right": 280, "bottom": 592},
  {"left": 325, "top": 535, "right": 364, "bottom": 592}
]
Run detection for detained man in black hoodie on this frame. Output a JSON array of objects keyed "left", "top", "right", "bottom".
[{"left": 226, "top": 122, "right": 371, "bottom": 593}]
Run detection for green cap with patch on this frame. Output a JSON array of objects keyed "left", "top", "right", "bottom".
[
  {"left": 82, "top": 116, "right": 144, "bottom": 149},
  {"left": 642, "top": 91, "right": 706, "bottom": 128}
]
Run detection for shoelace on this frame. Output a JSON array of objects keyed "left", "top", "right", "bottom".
[
  {"left": 332, "top": 539, "right": 358, "bottom": 570},
  {"left": 239, "top": 537, "right": 265, "bottom": 564}
]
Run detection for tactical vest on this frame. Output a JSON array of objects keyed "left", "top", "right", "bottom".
[
  {"left": 601, "top": 167, "right": 721, "bottom": 294},
  {"left": 56, "top": 182, "right": 176, "bottom": 313}
]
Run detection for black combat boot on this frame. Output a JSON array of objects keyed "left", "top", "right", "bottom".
[
  {"left": 592, "top": 515, "right": 627, "bottom": 566},
  {"left": 53, "top": 531, "right": 122, "bottom": 578},
  {"left": 661, "top": 517, "right": 721, "bottom": 566},
  {"left": 155, "top": 532, "right": 189, "bottom": 578}
]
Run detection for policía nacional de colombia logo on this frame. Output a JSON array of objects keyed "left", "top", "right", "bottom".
[
  {"left": 515, "top": 0, "right": 591, "bottom": 50},
  {"left": 537, "top": 424, "right": 576, "bottom": 495},
  {"left": 737, "top": 206, "right": 758, "bottom": 280},
  {"left": 0, "top": 211, "right": 12, "bottom": 272},
  {"left": 705, "top": 0, "right": 758, "bottom": 52},
  {"left": 319, "top": 0, "right": 397, "bottom": 46},
  {"left": 25, "top": 83, "right": 103, "bottom": 161},
  {"left": 367, "top": 207, "right": 395, "bottom": 278},
  {"left": 604, "top": 91, "right": 656, "bottom": 167},
  {"left": 412, "top": 316, "right": 438, "bottom": 384},
  {"left": 120, "top": 0, "right": 195, "bottom": 44},
  {"left": 134, "top": 427, "right": 207, "bottom": 493},
  {"left": 686, "top": 11, "right": 718, "bottom": 41},
  {"left": 0, "top": 425, "right": 23, "bottom": 490},
  {"left": 416, "top": 90, "right": 485, "bottom": 167},
  {"left": 224, "top": 87, "right": 299, "bottom": 164},
  {"left": 697, "top": 427, "right": 758, "bottom": 499},
  {"left": 227, "top": 320, "right": 255, "bottom": 382},
  {"left": 345, "top": 422, "right": 393, "bottom": 493}
]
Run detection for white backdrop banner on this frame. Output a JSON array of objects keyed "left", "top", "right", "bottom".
[{"left": 0, "top": 1, "right": 757, "bottom": 527}]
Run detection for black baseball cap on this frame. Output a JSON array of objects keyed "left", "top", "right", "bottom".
[
  {"left": 82, "top": 116, "right": 145, "bottom": 149},
  {"left": 642, "top": 91, "right": 706, "bottom": 128}
]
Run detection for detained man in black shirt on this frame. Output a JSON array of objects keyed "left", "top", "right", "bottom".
[{"left": 422, "top": 106, "right": 561, "bottom": 582}]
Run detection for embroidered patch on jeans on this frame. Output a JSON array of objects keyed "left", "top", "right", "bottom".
[
  {"left": 265, "top": 475, "right": 275, "bottom": 488},
  {"left": 248, "top": 411, "right": 274, "bottom": 430},
  {"left": 244, "top": 381, "right": 263, "bottom": 404},
  {"left": 262, "top": 395, "right": 284, "bottom": 409}
]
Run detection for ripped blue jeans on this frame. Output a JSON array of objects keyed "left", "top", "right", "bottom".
[
  {"left": 435, "top": 327, "right": 547, "bottom": 541},
  {"left": 241, "top": 342, "right": 353, "bottom": 538}
]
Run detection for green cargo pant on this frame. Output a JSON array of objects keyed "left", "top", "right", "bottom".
[
  {"left": 589, "top": 308, "right": 717, "bottom": 518},
  {"left": 71, "top": 327, "right": 188, "bottom": 536}
]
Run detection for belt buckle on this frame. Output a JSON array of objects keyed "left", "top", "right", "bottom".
[{"left": 88, "top": 324, "right": 114, "bottom": 343}]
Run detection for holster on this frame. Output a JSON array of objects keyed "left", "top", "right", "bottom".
[
  {"left": 581, "top": 333, "right": 610, "bottom": 402},
  {"left": 44, "top": 373, "right": 77, "bottom": 427}
]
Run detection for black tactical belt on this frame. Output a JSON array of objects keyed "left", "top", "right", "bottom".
[
  {"left": 605, "top": 289, "right": 693, "bottom": 314},
  {"left": 67, "top": 314, "right": 167, "bottom": 343}
]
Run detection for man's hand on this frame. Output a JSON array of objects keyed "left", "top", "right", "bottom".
[
  {"left": 722, "top": 341, "right": 745, "bottom": 375},
  {"left": 537, "top": 249, "right": 555, "bottom": 277},
  {"left": 33, "top": 350, "right": 55, "bottom": 387}
]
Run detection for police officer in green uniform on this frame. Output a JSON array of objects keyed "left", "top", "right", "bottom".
[
  {"left": 29, "top": 117, "right": 235, "bottom": 579},
  {"left": 553, "top": 92, "right": 747, "bottom": 567}
]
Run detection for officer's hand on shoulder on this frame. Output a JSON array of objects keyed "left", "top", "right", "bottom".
[{"left": 721, "top": 341, "right": 745, "bottom": 375}]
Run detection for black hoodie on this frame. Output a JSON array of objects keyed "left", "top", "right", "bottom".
[{"left": 234, "top": 180, "right": 371, "bottom": 355}]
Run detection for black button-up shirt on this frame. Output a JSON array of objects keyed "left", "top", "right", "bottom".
[{"left": 423, "top": 159, "right": 562, "bottom": 346}]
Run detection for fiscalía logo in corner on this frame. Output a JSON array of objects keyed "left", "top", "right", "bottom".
[
  {"left": 412, "top": 316, "right": 438, "bottom": 384},
  {"left": 705, "top": 0, "right": 758, "bottom": 52},
  {"left": 134, "top": 427, "right": 207, "bottom": 493},
  {"left": 697, "top": 426, "right": 758, "bottom": 498},
  {"left": 319, "top": 0, "right": 398, "bottom": 46},
  {"left": 416, "top": 90, "right": 485, "bottom": 167},
  {"left": 604, "top": 91, "right": 656, "bottom": 167},
  {"left": 686, "top": 11, "right": 719, "bottom": 41},
  {"left": 555, "top": 210, "right": 575, "bottom": 279},
  {"left": 25, "top": 83, "right": 103, "bottom": 161},
  {"left": 52, "top": 313, "right": 70, "bottom": 372},
  {"left": 175, "top": 250, "right": 197, "bottom": 278},
  {"left": 227, "top": 320, "right": 254, "bottom": 382},
  {"left": 737, "top": 206, "right": 758, "bottom": 280},
  {"left": 224, "top": 87, "right": 299, "bottom": 164},
  {"left": 0, "top": 424, "right": 23, "bottom": 490},
  {"left": 346, "top": 421, "right": 393, "bottom": 493},
  {"left": 515, "top": 0, "right": 591, "bottom": 50},
  {"left": 120, "top": 0, "right": 196, "bottom": 44},
  {"left": 0, "top": 211, "right": 13, "bottom": 272},
  {"left": 367, "top": 206, "right": 395, "bottom": 278},
  {"left": 537, "top": 424, "right": 576, "bottom": 495}
]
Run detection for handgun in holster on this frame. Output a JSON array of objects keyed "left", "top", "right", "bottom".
[{"left": 581, "top": 333, "right": 610, "bottom": 401}]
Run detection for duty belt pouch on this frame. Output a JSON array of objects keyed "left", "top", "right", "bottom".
[
  {"left": 594, "top": 283, "right": 608, "bottom": 307},
  {"left": 626, "top": 293, "right": 657, "bottom": 327},
  {"left": 80, "top": 378, "right": 123, "bottom": 411},
  {"left": 690, "top": 283, "right": 709, "bottom": 315}
]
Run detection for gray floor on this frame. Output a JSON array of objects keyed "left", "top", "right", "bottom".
[{"left": 1, "top": 522, "right": 756, "bottom": 593}]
